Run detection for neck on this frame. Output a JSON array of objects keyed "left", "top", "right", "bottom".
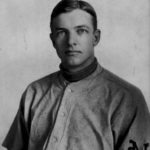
[{"left": 60, "top": 57, "right": 98, "bottom": 82}]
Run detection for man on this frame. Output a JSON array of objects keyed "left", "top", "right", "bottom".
[{"left": 2, "top": 0, "right": 150, "bottom": 150}]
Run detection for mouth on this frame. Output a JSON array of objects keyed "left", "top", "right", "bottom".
[{"left": 65, "top": 50, "right": 81, "bottom": 56}]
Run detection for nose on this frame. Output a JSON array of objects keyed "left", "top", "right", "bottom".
[{"left": 67, "top": 32, "right": 77, "bottom": 46}]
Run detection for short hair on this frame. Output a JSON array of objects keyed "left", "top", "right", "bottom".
[{"left": 50, "top": 0, "right": 98, "bottom": 31}]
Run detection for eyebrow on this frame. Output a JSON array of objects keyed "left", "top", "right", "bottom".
[
  {"left": 54, "top": 25, "right": 90, "bottom": 31},
  {"left": 75, "top": 25, "right": 90, "bottom": 30},
  {"left": 53, "top": 27, "right": 67, "bottom": 31}
]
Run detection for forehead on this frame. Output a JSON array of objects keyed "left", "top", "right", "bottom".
[{"left": 51, "top": 9, "right": 93, "bottom": 30}]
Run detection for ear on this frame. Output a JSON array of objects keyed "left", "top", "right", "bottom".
[
  {"left": 50, "top": 33, "right": 56, "bottom": 48},
  {"left": 93, "top": 29, "right": 101, "bottom": 46}
]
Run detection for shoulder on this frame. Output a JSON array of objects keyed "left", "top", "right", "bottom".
[
  {"left": 20, "top": 71, "right": 60, "bottom": 105},
  {"left": 99, "top": 67, "right": 143, "bottom": 98},
  {"left": 97, "top": 67, "right": 149, "bottom": 116},
  {"left": 95, "top": 66, "right": 148, "bottom": 112},
  {"left": 18, "top": 71, "right": 61, "bottom": 120},
  {"left": 26, "top": 71, "right": 60, "bottom": 92}
]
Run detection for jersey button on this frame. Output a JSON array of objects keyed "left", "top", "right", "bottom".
[
  {"left": 62, "top": 112, "right": 66, "bottom": 117},
  {"left": 68, "top": 88, "right": 73, "bottom": 93},
  {"left": 53, "top": 136, "right": 58, "bottom": 143}
]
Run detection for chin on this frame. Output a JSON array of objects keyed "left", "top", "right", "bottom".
[
  {"left": 70, "top": 61, "right": 83, "bottom": 67},
  {"left": 65, "top": 58, "right": 82, "bottom": 67}
]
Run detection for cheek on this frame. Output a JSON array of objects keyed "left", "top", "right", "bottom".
[
  {"left": 55, "top": 48, "right": 64, "bottom": 60},
  {"left": 54, "top": 36, "right": 66, "bottom": 47},
  {"left": 81, "top": 34, "right": 93, "bottom": 43},
  {"left": 54, "top": 40, "right": 66, "bottom": 57},
  {"left": 55, "top": 40, "right": 63, "bottom": 48},
  {"left": 81, "top": 36, "right": 93, "bottom": 48}
]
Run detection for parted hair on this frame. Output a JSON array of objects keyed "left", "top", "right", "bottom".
[{"left": 50, "top": 0, "right": 98, "bottom": 31}]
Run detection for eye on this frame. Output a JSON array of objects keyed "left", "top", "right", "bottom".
[
  {"left": 77, "top": 28, "right": 88, "bottom": 35},
  {"left": 55, "top": 30, "right": 66, "bottom": 38}
]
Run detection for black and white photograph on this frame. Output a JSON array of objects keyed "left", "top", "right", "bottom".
[{"left": 0, "top": 0, "right": 150, "bottom": 149}]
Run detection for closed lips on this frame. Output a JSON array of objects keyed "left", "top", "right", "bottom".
[{"left": 65, "top": 50, "right": 81, "bottom": 54}]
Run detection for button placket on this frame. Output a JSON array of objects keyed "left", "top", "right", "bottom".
[{"left": 46, "top": 85, "right": 73, "bottom": 150}]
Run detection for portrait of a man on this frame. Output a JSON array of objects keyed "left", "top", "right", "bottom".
[{"left": 1, "top": 0, "right": 150, "bottom": 150}]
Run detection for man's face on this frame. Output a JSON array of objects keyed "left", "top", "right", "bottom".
[{"left": 50, "top": 9, "right": 100, "bottom": 72}]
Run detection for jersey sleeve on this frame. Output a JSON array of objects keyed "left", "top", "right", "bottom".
[
  {"left": 2, "top": 91, "right": 29, "bottom": 150},
  {"left": 111, "top": 89, "right": 150, "bottom": 150}
]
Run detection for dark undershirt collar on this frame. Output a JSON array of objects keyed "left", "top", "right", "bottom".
[{"left": 59, "top": 58, "right": 98, "bottom": 82}]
